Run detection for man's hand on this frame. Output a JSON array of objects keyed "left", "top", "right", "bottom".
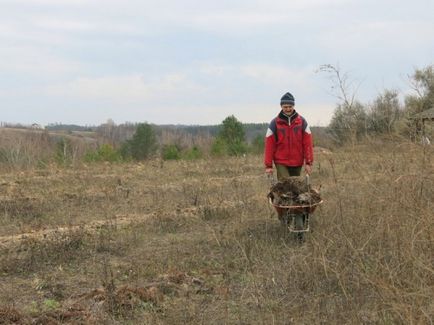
[
  {"left": 305, "top": 164, "right": 312, "bottom": 175},
  {"left": 265, "top": 167, "right": 273, "bottom": 175}
]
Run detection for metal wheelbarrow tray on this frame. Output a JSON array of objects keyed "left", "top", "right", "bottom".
[
  {"left": 268, "top": 197, "right": 324, "bottom": 214},
  {"left": 269, "top": 197, "right": 324, "bottom": 233}
]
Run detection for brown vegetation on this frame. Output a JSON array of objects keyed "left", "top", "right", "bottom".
[
  {"left": 0, "top": 139, "right": 433, "bottom": 324},
  {"left": 0, "top": 128, "right": 98, "bottom": 170}
]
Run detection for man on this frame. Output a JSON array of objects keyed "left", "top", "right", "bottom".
[
  {"left": 264, "top": 92, "right": 313, "bottom": 179},
  {"left": 264, "top": 92, "right": 314, "bottom": 237}
]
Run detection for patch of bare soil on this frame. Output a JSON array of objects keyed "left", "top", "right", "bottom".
[
  {"left": 268, "top": 177, "right": 322, "bottom": 206},
  {"left": 0, "top": 213, "right": 153, "bottom": 248}
]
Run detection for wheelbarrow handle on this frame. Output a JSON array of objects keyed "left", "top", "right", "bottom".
[{"left": 267, "top": 173, "right": 276, "bottom": 186}]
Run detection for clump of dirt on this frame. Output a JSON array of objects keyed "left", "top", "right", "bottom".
[
  {"left": 80, "top": 285, "right": 163, "bottom": 316},
  {"left": 77, "top": 270, "right": 208, "bottom": 316},
  {"left": 31, "top": 307, "right": 92, "bottom": 325},
  {"left": 268, "top": 177, "right": 322, "bottom": 206}
]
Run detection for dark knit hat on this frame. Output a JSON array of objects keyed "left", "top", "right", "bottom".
[{"left": 280, "top": 92, "right": 295, "bottom": 106}]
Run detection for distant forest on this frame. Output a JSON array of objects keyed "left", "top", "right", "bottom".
[
  {"left": 1, "top": 121, "right": 328, "bottom": 149},
  {"left": 42, "top": 122, "right": 325, "bottom": 144},
  {"left": 41, "top": 122, "right": 271, "bottom": 143}
]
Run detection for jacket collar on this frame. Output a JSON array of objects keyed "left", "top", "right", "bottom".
[{"left": 278, "top": 110, "right": 298, "bottom": 124}]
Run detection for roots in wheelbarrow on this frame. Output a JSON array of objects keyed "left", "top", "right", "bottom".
[{"left": 268, "top": 177, "right": 322, "bottom": 207}]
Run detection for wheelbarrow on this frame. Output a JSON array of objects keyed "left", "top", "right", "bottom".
[
  {"left": 269, "top": 197, "right": 323, "bottom": 231},
  {"left": 268, "top": 175, "right": 323, "bottom": 241}
]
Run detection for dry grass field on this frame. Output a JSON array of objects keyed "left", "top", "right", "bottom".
[{"left": 0, "top": 139, "right": 433, "bottom": 324}]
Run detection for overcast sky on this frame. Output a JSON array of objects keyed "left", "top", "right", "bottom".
[{"left": 1, "top": 0, "right": 433, "bottom": 126}]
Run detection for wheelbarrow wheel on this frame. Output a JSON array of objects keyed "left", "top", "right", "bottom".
[{"left": 294, "top": 214, "right": 305, "bottom": 243}]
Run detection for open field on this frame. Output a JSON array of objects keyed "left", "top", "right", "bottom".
[{"left": 0, "top": 140, "right": 433, "bottom": 324}]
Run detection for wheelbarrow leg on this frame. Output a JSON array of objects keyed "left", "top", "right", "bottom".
[
  {"left": 275, "top": 206, "right": 285, "bottom": 223},
  {"left": 275, "top": 207, "right": 288, "bottom": 228}
]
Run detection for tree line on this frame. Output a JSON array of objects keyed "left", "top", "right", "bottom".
[
  {"left": 94, "top": 115, "right": 262, "bottom": 162},
  {"left": 0, "top": 115, "right": 266, "bottom": 169}
]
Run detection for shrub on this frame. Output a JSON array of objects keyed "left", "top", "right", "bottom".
[
  {"left": 328, "top": 101, "right": 367, "bottom": 144},
  {"left": 54, "top": 138, "right": 73, "bottom": 166},
  {"left": 120, "top": 123, "right": 158, "bottom": 160},
  {"left": 211, "top": 138, "right": 228, "bottom": 157},
  {"left": 214, "top": 115, "right": 248, "bottom": 156},
  {"left": 161, "top": 144, "right": 181, "bottom": 160},
  {"left": 183, "top": 146, "right": 203, "bottom": 160},
  {"left": 227, "top": 140, "right": 248, "bottom": 156},
  {"left": 84, "top": 144, "right": 122, "bottom": 162},
  {"left": 401, "top": 65, "right": 434, "bottom": 139},
  {"left": 367, "top": 90, "right": 402, "bottom": 134}
]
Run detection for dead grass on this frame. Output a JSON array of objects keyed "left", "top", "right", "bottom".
[{"left": 0, "top": 139, "right": 433, "bottom": 324}]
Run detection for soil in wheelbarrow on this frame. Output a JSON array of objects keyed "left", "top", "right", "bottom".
[{"left": 268, "top": 177, "right": 322, "bottom": 206}]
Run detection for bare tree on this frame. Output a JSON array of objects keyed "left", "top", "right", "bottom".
[
  {"left": 318, "top": 64, "right": 367, "bottom": 143},
  {"left": 318, "top": 64, "right": 360, "bottom": 109}
]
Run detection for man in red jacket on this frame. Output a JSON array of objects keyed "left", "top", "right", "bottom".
[
  {"left": 264, "top": 92, "right": 314, "bottom": 238},
  {"left": 264, "top": 92, "right": 313, "bottom": 179}
]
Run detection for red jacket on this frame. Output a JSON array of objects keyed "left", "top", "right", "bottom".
[{"left": 264, "top": 111, "right": 313, "bottom": 168}]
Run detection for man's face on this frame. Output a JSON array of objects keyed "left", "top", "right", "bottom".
[{"left": 281, "top": 104, "right": 294, "bottom": 115}]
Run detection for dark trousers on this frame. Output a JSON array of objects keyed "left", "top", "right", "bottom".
[{"left": 275, "top": 164, "right": 302, "bottom": 181}]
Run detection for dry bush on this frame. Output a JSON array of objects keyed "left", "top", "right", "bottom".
[
  {"left": 0, "top": 128, "right": 98, "bottom": 171},
  {"left": 0, "top": 129, "right": 53, "bottom": 170}
]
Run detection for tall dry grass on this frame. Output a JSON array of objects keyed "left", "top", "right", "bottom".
[
  {"left": 0, "top": 128, "right": 97, "bottom": 171},
  {"left": 0, "top": 138, "right": 432, "bottom": 324}
]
